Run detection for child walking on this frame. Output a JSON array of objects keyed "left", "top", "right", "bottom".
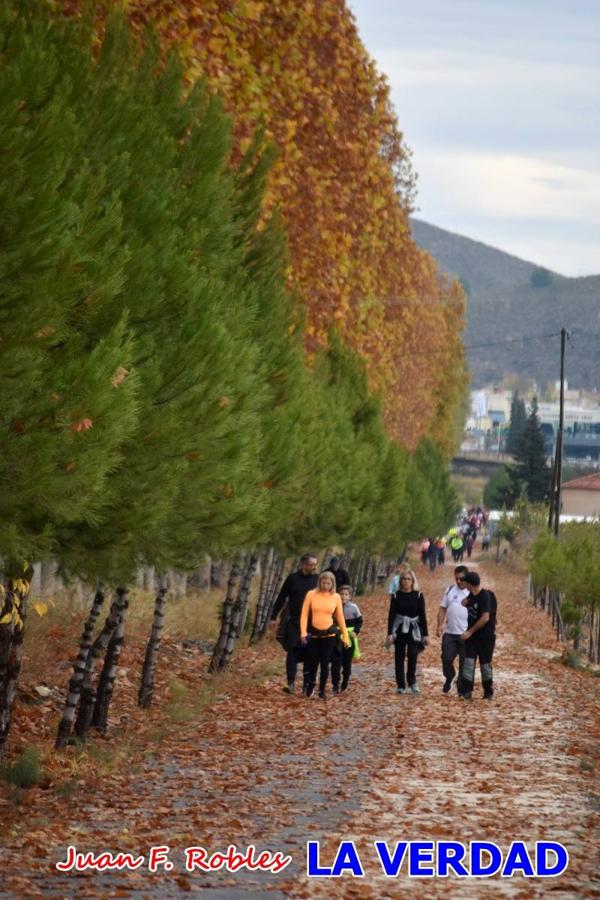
[{"left": 331, "top": 585, "right": 363, "bottom": 694}]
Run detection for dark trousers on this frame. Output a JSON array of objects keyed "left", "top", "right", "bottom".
[
  {"left": 463, "top": 634, "right": 495, "bottom": 696},
  {"left": 428, "top": 555, "right": 437, "bottom": 571},
  {"left": 441, "top": 632, "right": 465, "bottom": 693},
  {"left": 286, "top": 645, "right": 308, "bottom": 686},
  {"left": 394, "top": 634, "right": 419, "bottom": 688},
  {"left": 331, "top": 643, "right": 353, "bottom": 689},
  {"left": 306, "top": 636, "right": 336, "bottom": 693}
]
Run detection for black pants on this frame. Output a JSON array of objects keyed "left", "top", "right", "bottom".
[
  {"left": 441, "top": 632, "right": 465, "bottom": 694},
  {"left": 306, "top": 636, "right": 336, "bottom": 693},
  {"left": 394, "top": 634, "right": 419, "bottom": 688},
  {"left": 463, "top": 634, "right": 495, "bottom": 696},
  {"left": 331, "top": 642, "right": 353, "bottom": 689},
  {"left": 286, "top": 645, "right": 309, "bottom": 687}
]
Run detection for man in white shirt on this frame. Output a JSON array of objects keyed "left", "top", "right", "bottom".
[{"left": 437, "top": 565, "right": 469, "bottom": 696}]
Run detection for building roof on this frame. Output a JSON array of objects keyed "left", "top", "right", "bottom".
[{"left": 562, "top": 473, "right": 600, "bottom": 491}]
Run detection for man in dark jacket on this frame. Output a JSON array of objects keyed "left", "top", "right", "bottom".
[
  {"left": 271, "top": 554, "right": 319, "bottom": 693},
  {"left": 328, "top": 556, "right": 350, "bottom": 591}
]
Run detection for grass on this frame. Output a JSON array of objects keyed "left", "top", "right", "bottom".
[{"left": 0, "top": 746, "right": 45, "bottom": 789}]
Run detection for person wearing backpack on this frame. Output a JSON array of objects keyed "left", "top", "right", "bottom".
[
  {"left": 460, "top": 571, "right": 497, "bottom": 700},
  {"left": 437, "top": 565, "right": 470, "bottom": 695}
]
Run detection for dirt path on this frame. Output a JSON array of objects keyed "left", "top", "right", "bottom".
[{"left": 2, "top": 553, "right": 599, "bottom": 898}]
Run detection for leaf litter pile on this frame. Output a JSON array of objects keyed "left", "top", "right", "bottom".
[{"left": 1, "top": 554, "right": 599, "bottom": 898}]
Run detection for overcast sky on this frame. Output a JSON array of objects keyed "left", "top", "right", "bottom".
[{"left": 349, "top": 0, "right": 600, "bottom": 276}]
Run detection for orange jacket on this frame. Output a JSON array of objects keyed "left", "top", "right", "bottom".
[{"left": 300, "top": 590, "right": 350, "bottom": 646}]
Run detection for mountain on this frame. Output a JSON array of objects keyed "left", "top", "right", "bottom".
[{"left": 410, "top": 218, "right": 600, "bottom": 390}]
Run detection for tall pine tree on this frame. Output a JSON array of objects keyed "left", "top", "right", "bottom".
[{"left": 510, "top": 396, "right": 551, "bottom": 503}]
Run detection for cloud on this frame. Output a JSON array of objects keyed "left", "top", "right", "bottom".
[
  {"left": 348, "top": 0, "right": 600, "bottom": 274},
  {"left": 416, "top": 150, "right": 600, "bottom": 224}
]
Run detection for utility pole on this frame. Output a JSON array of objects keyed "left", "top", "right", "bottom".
[{"left": 552, "top": 328, "right": 567, "bottom": 536}]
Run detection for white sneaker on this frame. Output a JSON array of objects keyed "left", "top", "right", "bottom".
[
  {"left": 397, "top": 687, "right": 409, "bottom": 694},
  {"left": 410, "top": 684, "right": 420, "bottom": 694}
]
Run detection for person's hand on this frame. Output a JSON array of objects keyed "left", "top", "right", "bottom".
[
  {"left": 343, "top": 637, "right": 351, "bottom": 649},
  {"left": 300, "top": 636, "right": 308, "bottom": 647},
  {"left": 459, "top": 630, "right": 470, "bottom": 641},
  {"left": 422, "top": 637, "right": 429, "bottom": 646},
  {"left": 436, "top": 627, "right": 441, "bottom": 638}
]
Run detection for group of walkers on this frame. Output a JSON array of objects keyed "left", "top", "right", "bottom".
[
  {"left": 384, "top": 561, "right": 496, "bottom": 699},
  {"left": 271, "top": 555, "right": 363, "bottom": 699},
  {"left": 420, "top": 507, "right": 491, "bottom": 570},
  {"left": 271, "top": 547, "right": 497, "bottom": 702}
]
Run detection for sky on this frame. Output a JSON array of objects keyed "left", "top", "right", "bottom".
[{"left": 349, "top": 0, "right": 600, "bottom": 276}]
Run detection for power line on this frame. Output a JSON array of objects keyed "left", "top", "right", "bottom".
[
  {"left": 465, "top": 328, "right": 600, "bottom": 352},
  {"left": 465, "top": 331, "right": 561, "bottom": 351}
]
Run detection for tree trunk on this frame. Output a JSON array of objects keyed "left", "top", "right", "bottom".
[
  {"left": 40, "top": 559, "right": 60, "bottom": 597},
  {"left": 210, "top": 559, "right": 227, "bottom": 590},
  {"left": 92, "top": 587, "right": 130, "bottom": 734},
  {"left": 0, "top": 568, "right": 33, "bottom": 760},
  {"left": 138, "top": 578, "right": 168, "bottom": 709},
  {"left": 250, "top": 548, "right": 274, "bottom": 644},
  {"left": 56, "top": 586, "right": 106, "bottom": 749},
  {"left": 74, "top": 591, "right": 123, "bottom": 740},
  {"left": 219, "top": 553, "right": 259, "bottom": 670},
  {"left": 262, "top": 556, "right": 286, "bottom": 635},
  {"left": 209, "top": 552, "right": 244, "bottom": 673}
]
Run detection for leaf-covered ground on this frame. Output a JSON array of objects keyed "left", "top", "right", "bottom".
[{"left": 1, "top": 553, "right": 599, "bottom": 898}]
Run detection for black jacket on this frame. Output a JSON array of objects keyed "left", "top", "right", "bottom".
[
  {"left": 271, "top": 570, "right": 319, "bottom": 622},
  {"left": 329, "top": 567, "right": 350, "bottom": 591}
]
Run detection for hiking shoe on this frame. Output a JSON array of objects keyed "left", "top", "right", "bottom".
[
  {"left": 318, "top": 689, "right": 327, "bottom": 700},
  {"left": 397, "top": 687, "right": 408, "bottom": 694},
  {"left": 483, "top": 692, "right": 494, "bottom": 700},
  {"left": 442, "top": 678, "right": 453, "bottom": 694},
  {"left": 282, "top": 683, "right": 295, "bottom": 695},
  {"left": 410, "top": 684, "right": 420, "bottom": 694},
  {"left": 460, "top": 692, "right": 473, "bottom": 702},
  {"left": 341, "top": 683, "right": 349, "bottom": 692},
  {"left": 304, "top": 684, "right": 314, "bottom": 698}
]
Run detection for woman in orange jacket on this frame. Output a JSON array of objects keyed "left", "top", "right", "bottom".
[{"left": 300, "top": 571, "right": 351, "bottom": 700}]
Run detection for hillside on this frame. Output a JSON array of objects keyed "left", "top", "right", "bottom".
[{"left": 411, "top": 219, "right": 600, "bottom": 390}]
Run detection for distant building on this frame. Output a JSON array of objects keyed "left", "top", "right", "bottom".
[
  {"left": 561, "top": 473, "right": 600, "bottom": 517},
  {"left": 536, "top": 403, "right": 600, "bottom": 462}
]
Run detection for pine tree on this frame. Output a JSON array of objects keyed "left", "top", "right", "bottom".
[
  {"left": 507, "top": 393, "right": 527, "bottom": 457},
  {"left": 0, "top": 2, "right": 140, "bottom": 757},
  {"left": 511, "top": 396, "right": 551, "bottom": 503}
]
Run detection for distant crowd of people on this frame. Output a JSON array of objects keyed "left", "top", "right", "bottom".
[
  {"left": 270, "top": 535, "right": 498, "bottom": 702},
  {"left": 419, "top": 507, "right": 491, "bottom": 570}
]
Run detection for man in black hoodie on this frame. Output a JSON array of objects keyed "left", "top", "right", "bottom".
[
  {"left": 271, "top": 554, "right": 319, "bottom": 693},
  {"left": 328, "top": 556, "right": 350, "bottom": 591}
]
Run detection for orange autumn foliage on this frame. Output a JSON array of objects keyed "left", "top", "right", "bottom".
[{"left": 59, "top": 0, "right": 467, "bottom": 452}]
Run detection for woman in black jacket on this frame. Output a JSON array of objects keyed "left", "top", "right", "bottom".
[{"left": 387, "top": 572, "right": 428, "bottom": 694}]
